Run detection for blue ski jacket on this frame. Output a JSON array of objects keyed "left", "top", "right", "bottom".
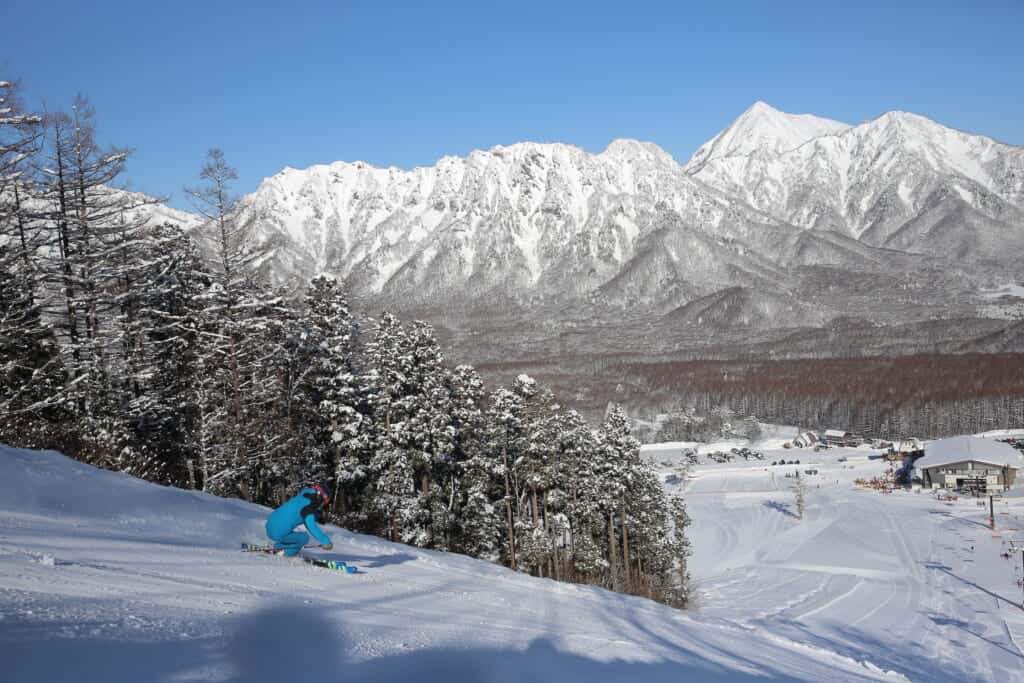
[{"left": 265, "top": 488, "right": 332, "bottom": 546}]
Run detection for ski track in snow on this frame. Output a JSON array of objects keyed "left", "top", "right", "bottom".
[{"left": 680, "top": 448, "right": 1024, "bottom": 683}]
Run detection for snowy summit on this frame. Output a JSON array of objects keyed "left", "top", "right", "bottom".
[{"left": 686, "top": 101, "right": 851, "bottom": 169}]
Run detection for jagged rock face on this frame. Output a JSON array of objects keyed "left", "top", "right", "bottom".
[
  {"left": 158, "top": 101, "right": 1024, "bottom": 348},
  {"left": 687, "top": 106, "right": 1024, "bottom": 262},
  {"left": 232, "top": 138, "right": 813, "bottom": 309}
]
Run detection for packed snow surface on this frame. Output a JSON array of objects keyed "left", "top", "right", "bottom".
[
  {"left": 0, "top": 444, "right": 907, "bottom": 682},
  {"left": 3, "top": 441, "right": 1024, "bottom": 681},
  {"left": 673, "top": 439, "right": 1024, "bottom": 683}
]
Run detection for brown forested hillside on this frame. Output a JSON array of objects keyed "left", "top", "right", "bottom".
[{"left": 620, "top": 354, "right": 1024, "bottom": 439}]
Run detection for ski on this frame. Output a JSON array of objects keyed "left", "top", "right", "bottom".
[
  {"left": 240, "top": 542, "right": 357, "bottom": 573},
  {"left": 240, "top": 542, "right": 282, "bottom": 554},
  {"left": 301, "top": 556, "right": 357, "bottom": 573}
]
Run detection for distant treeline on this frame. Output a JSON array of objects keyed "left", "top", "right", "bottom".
[{"left": 623, "top": 354, "right": 1024, "bottom": 439}]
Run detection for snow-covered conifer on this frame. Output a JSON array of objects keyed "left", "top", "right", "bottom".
[{"left": 124, "top": 224, "right": 209, "bottom": 485}]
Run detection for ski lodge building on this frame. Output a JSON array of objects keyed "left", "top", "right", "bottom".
[
  {"left": 916, "top": 436, "right": 1022, "bottom": 494},
  {"left": 822, "top": 429, "right": 863, "bottom": 447}
]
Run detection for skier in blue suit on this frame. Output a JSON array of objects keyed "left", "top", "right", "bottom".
[{"left": 266, "top": 484, "right": 333, "bottom": 556}]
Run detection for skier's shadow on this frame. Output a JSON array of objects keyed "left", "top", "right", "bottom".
[
  {"left": 223, "top": 604, "right": 781, "bottom": 682},
  {"left": 226, "top": 604, "right": 344, "bottom": 681},
  {"left": 762, "top": 500, "right": 797, "bottom": 519}
]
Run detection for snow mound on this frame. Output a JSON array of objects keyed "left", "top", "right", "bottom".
[{"left": 0, "top": 443, "right": 908, "bottom": 682}]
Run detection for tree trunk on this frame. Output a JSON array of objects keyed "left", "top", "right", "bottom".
[
  {"left": 531, "top": 489, "right": 541, "bottom": 576},
  {"left": 608, "top": 509, "right": 619, "bottom": 591},
  {"left": 503, "top": 438, "right": 516, "bottom": 571},
  {"left": 621, "top": 502, "right": 631, "bottom": 593},
  {"left": 545, "top": 492, "right": 559, "bottom": 582}
]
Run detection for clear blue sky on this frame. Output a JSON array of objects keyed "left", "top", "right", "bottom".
[{"left": 5, "top": 1, "right": 1023, "bottom": 208}]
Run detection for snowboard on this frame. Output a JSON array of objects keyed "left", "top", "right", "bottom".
[{"left": 240, "top": 542, "right": 357, "bottom": 573}]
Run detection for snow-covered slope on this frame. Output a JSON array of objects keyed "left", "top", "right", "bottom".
[
  {"left": 116, "top": 188, "right": 203, "bottom": 231},
  {"left": 670, "top": 441, "right": 1024, "bottom": 683},
  {"left": 0, "top": 443, "right": 913, "bottom": 682}
]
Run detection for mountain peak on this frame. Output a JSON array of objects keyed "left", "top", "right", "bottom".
[
  {"left": 602, "top": 138, "right": 677, "bottom": 165},
  {"left": 745, "top": 100, "right": 782, "bottom": 115},
  {"left": 687, "top": 102, "right": 850, "bottom": 169}
]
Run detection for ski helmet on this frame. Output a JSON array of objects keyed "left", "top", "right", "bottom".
[{"left": 311, "top": 483, "right": 331, "bottom": 506}]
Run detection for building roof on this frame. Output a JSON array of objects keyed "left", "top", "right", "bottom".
[{"left": 915, "top": 436, "right": 1023, "bottom": 471}]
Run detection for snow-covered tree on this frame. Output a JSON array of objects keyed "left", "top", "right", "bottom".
[
  {"left": 185, "top": 149, "right": 253, "bottom": 293},
  {"left": 32, "top": 97, "right": 158, "bottom": 466},
  {"left": 124, "top": 224, "right": 209, "bottom": 485},
  {"left": 285, "top": 276, "right": 360, "bottom": 502},
  {"left": 793, "top": 471, "right": 807, "bottom": 520},
  {"left": 182, "top": 149, "right": 286, "bottom": 500},
  {"left": 358, "top": 313, "right": 417, "bottom": 540},
  {"left": 598, "top": 404, "right": 641, "bottom": 591},
  {"left": 0, "top": 244, "right": 66, "bottom": 445},
  {"left": 445, "top": 365, "right": 499, "bottom": 557},
  {"left": 0, "top": 79, "right": 66, "bottom": 445}
]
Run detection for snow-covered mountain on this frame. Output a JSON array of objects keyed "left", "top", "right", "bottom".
[
  {"left": 214, "top": 103, "right": 1023, "bottom": 314},
  {"left": 232, "top": 139, "right": 814, "bottom": 309},
  {"left": 686, "top": 104, "right": 1024, "bottom": 262}
]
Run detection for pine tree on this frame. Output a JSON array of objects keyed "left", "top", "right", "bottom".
[
  {"left": 238, "top": 289, "right": 303, "bottom": 503},
  {"left": 447, "top": 365, "right": 499, "bottom": 557},
  {"left": 554, "top": 410, "right": 603, "bottom": 579},
  {"left": 360, "top": 313, "right": 416, "bottom": 540},
  {"left": 124, "top": 223, "right": 209, "bottom": 485},
  {"left": 282, "top": 276, "right": 359, "bottom": 500},
  {"left": 600, "top": 404, "right": 642, "bottom": 591},
  {"left": 401, "top": 320, "right": 456, "bottom": 548},
  {"left": 483, "top": 379, "right": 529, "bottom": 570}
]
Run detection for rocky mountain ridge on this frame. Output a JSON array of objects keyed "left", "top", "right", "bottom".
[{"left": 158, "top": 103, "right": 1024, "bottom": 361}]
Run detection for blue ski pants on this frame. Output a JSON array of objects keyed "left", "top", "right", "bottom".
[{"left": 271, "top": 530, "right": 309, "bottom": 557}]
